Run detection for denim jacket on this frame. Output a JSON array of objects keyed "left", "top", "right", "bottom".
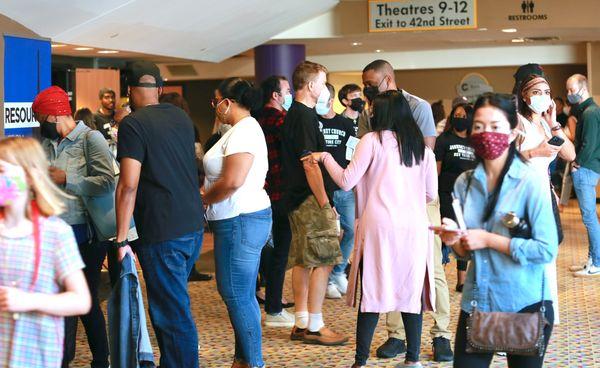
[
  {"left": 453, "top": 157, "right": 558, "bottom": 313},
  {"left": 43, "top": 122, "right": 115, "bottom": 225},
  {"left": 108, "top": 254, "right": 155, "bottom": 367}
]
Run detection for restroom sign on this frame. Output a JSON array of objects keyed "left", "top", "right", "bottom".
[
  {"left": 368, "top": 0, "right": 477, "bottom": 32},
  {"left": 4, "top": 102, "right": 39, "bottom": 129}
]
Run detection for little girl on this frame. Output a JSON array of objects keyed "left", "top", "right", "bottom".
[{"left": 0, "top": 137, "right": 90, "bottom": 368}]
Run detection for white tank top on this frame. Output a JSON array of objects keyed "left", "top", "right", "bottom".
[{"left": 518, "top": 114, "right": 555, "bottom": 177}]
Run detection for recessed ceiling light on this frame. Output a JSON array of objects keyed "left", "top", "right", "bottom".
[
  {"left": 512, "top": 38, "right": 525, "bottom": 43},
  {"left": 351, "top": 42, "right": 362, "bottom": 46},
  {"left": 51, "top": 44, "right": 66, "bottom": 48},
  {"left": 502, "top": 28, "right": 518, "bottom": 33},
  {"left": 74, "top": 47, "right": 93, "bottom": 51},
  {"left": 477, "top": 28, "right": 488, "bottom": 31},
  {"left": 375, "top": 49, "right": 382, "bottom": 53},
  {"left": 97, "top": 50, "right": 119, "bottom": 54},
  {"left": 164, "top": 78, "right": 169, "bottom": 82}
]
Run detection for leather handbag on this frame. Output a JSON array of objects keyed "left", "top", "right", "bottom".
[{"left": 465, "top": 302, "right": 548, "bottom": 356}]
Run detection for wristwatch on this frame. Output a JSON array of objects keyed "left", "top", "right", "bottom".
[{"left": 113, "top": 239, "right": 130, "bottom": 249}]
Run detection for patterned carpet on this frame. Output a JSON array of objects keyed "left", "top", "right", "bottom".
[{"left": 71, "top": 200, "right": 600, "bottom": 367}]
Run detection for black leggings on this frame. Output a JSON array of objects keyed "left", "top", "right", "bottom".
[
  {"left": 355, "top": 310, "right": 423, "bottom": 365},
  {"left": 354, "top": 263, "right": 423, "bottom": 365},
  {"left": 454, "top": 301, "right": 554, "bottom": 368}
]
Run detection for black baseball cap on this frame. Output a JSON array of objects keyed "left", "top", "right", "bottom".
[{"left": 125, "top": 61, "right": 163, "bottom": 88}]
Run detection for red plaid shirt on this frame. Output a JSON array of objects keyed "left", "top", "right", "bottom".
[{"left": 257, "top": 106, "right": 286, "bottom": 202}]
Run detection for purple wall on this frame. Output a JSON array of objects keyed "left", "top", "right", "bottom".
[{"left": 254, "top": 44, "right": 306, "bottom": 92}]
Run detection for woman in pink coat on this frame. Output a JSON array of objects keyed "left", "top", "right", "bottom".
[{"left": 308, "top": 90, "right": 437, "bottom": 367}]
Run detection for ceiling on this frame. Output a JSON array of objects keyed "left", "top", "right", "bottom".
[{"left": 0, "top": 0, "right": 338, "bottom": 62}]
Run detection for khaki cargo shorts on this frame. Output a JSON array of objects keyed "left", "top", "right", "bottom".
[{"left": 288, "top": 195, "right": 341, "bottom": 269}]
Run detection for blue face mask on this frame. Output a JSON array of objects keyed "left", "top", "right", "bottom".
[
  {"left": 315, "top": 88, "right": 331, "bottom": 115},
  {"left": 282, "top": 93, "right": 293, "bottom": 111}
]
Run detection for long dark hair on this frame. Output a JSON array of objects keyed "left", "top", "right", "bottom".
[
  {"left": 371, "top": 90, "right": 425, "bottom": 167},
  {"left": 445, "top": 103, "right": 474, "bottom": 135},
  {"left": 473, "top": 93, "right": 524, "bottom": 222}
]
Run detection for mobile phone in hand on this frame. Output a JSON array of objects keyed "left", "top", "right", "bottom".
[{"left": 548, "top": 136, "right": 564, "bottom": 146}]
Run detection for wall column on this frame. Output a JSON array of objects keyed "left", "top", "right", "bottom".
[{"left": 254, "top": 44, "right": 306, "bottom": 91}]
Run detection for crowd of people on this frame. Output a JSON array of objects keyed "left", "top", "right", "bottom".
[{"left": 0, "top": 57, "right": 598, "bottom": 368}]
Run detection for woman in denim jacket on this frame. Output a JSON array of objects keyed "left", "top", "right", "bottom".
[
  {"left": 33, "top": 86, "right": 115, "bottom": 368},
  {"left": 435, "top": 93, "right": 558, "bottom": 368}
]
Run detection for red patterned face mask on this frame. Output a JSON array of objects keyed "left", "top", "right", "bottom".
[{"left": 469, "top": 132, "right": 510, "bottom": 160}]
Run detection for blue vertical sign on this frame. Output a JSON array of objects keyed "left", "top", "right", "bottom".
[{"left": 3, "top": 35, "right": 51, "bottom": 137}]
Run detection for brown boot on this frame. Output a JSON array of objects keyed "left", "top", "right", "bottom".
[{"left": 303, "top": 326, "right": 349, "bottom": 346}]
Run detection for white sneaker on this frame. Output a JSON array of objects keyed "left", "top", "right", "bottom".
[
  {"left": 264, "top": 309, "right": 295, "bottom": 328},
  {"left": 326, "top": 282, "right": 342, "bottom": 299},
  {"left": 569, "top": 258, "right": 592, "bottom": 272},
  {"left": 574, "top": 265, "right": 600, "bottom": 277},
  {"left": 331, "top": 273, "right": 348, "bottom": 295}
]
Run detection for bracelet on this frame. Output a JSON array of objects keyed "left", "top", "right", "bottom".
[
  {"left": 551, "top": 125, "right": 562, "bottom": 132},
  {"left": 113, "top": 239, "right": 130, "bottom": 249}
]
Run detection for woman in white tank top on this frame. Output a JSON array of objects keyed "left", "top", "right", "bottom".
[{"left": 516, "top": 75, "right": 576, "bottom": 324}]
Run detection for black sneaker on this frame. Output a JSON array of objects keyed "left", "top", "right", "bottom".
[
  {"left": 432, "top": 337, "right": 454, "bottom": 362},
  {"left": 376, "top": 337, "right": 406, "bottom": 359}
]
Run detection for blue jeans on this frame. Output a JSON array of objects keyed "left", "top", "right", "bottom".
[
  {"left": 572, "top": 166, "right": 600, "bottom": 266},
  {"left": 135, "top": 229, "right": 203, "bottom": 368},
  {"left": 331, "top": 189, "right": 355, "bottom": 277},
  {"left": 211, "top": 208, "right": 272, "bottom": 367}
]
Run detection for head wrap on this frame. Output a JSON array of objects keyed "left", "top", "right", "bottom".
[{"left": 32, "top": 86, "right": 72, "bottom": 116}]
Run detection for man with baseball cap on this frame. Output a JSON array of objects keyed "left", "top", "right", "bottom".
[{"left": 115, "top": 61, "right": 204, "bottom": 368}]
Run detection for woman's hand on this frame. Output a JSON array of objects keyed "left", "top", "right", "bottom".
[
  {"left": 300, "top": 152, "right": 323, "bottom": 165},
  {"left": 431, "top": 218, "right": 464, "bottom": 245},
  {"left": 460, "top": 229, "right": 491, "bottom": 251},
  {"left": 542, "top": 100, "right": 558, "bottom": 128},
  {"left": 530, "top": 140, "right": 562, "bottom": 158}
]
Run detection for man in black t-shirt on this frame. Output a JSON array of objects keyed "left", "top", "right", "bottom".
[
  {"left": 281, "top": 61, "right": 348, "bottom": 346},
  {"left": 338, "top": 83, "right": 366, "bottom": 136},
  {"left": 115, "top": 61, "right": 204, "bottom": 368},
  {"left": 94, "top": 88, "right": 116, "bottom": 140}
]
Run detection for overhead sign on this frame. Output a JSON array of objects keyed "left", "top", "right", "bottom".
[
  {"left": 368, "top": 0, "right": 477, "bottom": 32},
  {"left": 508, "top": 0, "right": 548, "bottom": 21},
  {"left": 4, "top": 103, "right": 38, "bottom": 129},
  {"left": 3, "top": 35, "right": 51, "bottom": 137}
]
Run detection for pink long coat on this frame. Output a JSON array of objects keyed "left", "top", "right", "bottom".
[{"left": 322, "top": 131, "right": 437, "bottom": 314}]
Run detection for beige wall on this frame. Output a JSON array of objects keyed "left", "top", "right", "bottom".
[
  {"left": 329, "top": 64, "right": 587, "bottom": 114},
  {"left": 74, "top": 68, "right": 120, "bottom": 112},
  {"left": 0, "top": 14, "right": 44, "bottom": 136}
]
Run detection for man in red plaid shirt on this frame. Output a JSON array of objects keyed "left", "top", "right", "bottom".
[{"left": 256, "top": 75, "right": 295, "bottom": 328}]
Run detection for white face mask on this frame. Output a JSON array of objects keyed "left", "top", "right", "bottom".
[
  {"left": 315, "top": 87, "right": 331, "bottom": 115},
  {"left": 528, "top": 94, "right": 552, "bottom": 115}
]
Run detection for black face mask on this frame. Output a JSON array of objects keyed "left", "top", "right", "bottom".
[
  {"left": 363, "top": 86, "right": 379, "bottom": 104},
  {"left": 349, "top": 98, "right": 366, "bottom": 113},
  {"left": 452, "top": 117, "right": 472, "bottom": 132},
  {"left": 40, "top": 121, "right": 60, "bottom": 140}
]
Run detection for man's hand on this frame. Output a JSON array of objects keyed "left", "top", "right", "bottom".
[
  {"left": 117, "top": 244, "right": 135, "bottom": 262},
  {"left": 48, "top": 167, "right": 66, "bottom": 185},
  {"left": 0, "top": 286, "right": 34, "bottom": 313}
]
